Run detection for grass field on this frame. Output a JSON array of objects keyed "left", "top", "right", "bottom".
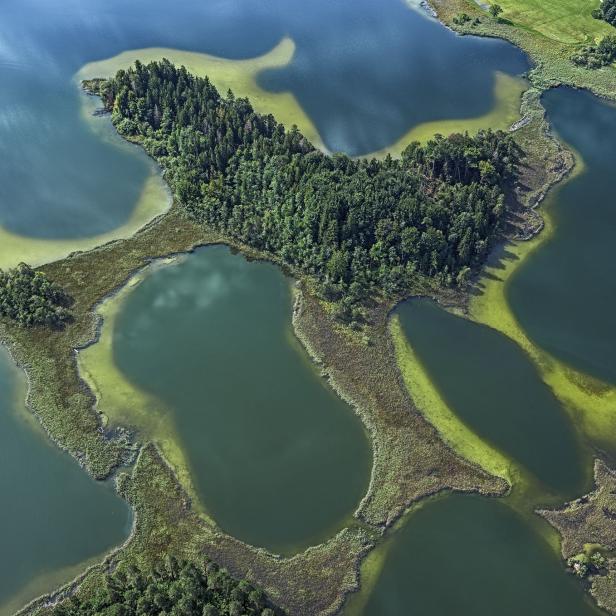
[
  {"left": 433, "top": 0, "right": 616, "bottom": 99},
  {"left": 485, "top": 0, "right": 612, "bottom": 44}
]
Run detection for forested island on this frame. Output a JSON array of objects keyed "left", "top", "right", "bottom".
[{"left": 87, "top": 60, "right": 520, "bottom": 315}]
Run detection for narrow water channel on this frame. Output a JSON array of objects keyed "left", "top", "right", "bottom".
[
  {"left": 108, "top": 245, "right": 371, "bottom": 553},
  {"left": 507, "top": 88, "right": 616, "bottom": 386},
  {"left": 0, "top": 349, "right": 129, "bottom": 614}
]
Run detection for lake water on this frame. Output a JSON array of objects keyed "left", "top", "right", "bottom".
[
  {"left": 110, "top": 245, "right": 371, "bottom": 553},
  {"left": 507, "top": 88, "right": 616, "bottom": 386},
  {"left": 7, "top": 0, "right": 608, "bottom": 613},
  {"left": 365, "top": 87, "right": 616, "bottom": 615},
  {"left": 0, "top": 348, "right": 129, "bottom": 614}
]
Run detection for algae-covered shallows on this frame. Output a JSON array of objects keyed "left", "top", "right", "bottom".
[
  {"left": 471, "top": 87, "right": 616, "bottom": 457},
  {"left": 0, "top": 0, "right": 528, "bottom": 268},
  {"left": 507, "top": 89, "right": 616, "bottom": 390},
  {"left": 374, "top": 87, "right": 616, "bottom": 616},
  {"left": 0, "top": 0, "right": 535, "bottom": 610}
]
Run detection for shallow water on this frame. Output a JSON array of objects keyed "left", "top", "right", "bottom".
[
  {"left": 0, "top": 348, "right": 129, "bottom": 614},
  {"left": 507, "top": 88, "right": 616, "bottom": 386},
  {"left": 363, "top": 89, "right": 616, "bottom": 615},
  {"left": 0, "top": 0, "right": 527, "bottom": 242},
  {"left": 110, "top": 245, "right": 371, "bottom": 553}
]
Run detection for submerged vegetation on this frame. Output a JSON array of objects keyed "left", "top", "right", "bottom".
[
  {"left": 90, "top": 60, "right": 520, "bottom": 310},
  {"left": 0, "top": 264, "right": 71, "bottom": 327},
  {"left": 9, "top": 2, "right": 616, "bottom": 614},
  {"left": 52, "top": 557, "right": 278, "bottom": 616}
]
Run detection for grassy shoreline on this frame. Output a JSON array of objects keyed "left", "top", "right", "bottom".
[
  {"left": 540, "top": 460, "right": 616, "bottom": 613},
  {"left": 431, "top": 0, "right": 616, "bottom": 100}
]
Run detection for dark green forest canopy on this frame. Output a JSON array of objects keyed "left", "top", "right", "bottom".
[
  {"left": 51, "top": 557, "right": 279, "bottom": 616},
  {"left": 593, "top": 0, "right": 616, "bottom": 27},
  {"left": 95, "top": 60, "right": 521, "bottom": 309},
  {"left": 0, "top": 263, "right": 71, "bottom": 327}
]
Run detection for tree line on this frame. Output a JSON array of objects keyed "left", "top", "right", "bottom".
[
  {"left": 571, "top": 34, "right": 616, "bottom": 68},
  {"left": 593, "top": 0, "right": 616, "bottom": 27},
  {"left": 577, "top": 0, "right": 616, "bottom": 69},
  {"left": 51, "top": 557, "right": 278, "bottom": 616},
  {"left": 92, "top": 60, "right": 521, "bottom": 314},
  {"left": 0, "top": 263, "right": 71, "bottom": 327}
]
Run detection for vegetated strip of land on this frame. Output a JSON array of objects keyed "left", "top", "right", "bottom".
[
  {"left": 4, "top": 62, "right": 533, "bottom": 615},
  {"left": 11, "top": 210, "right": 503, "bottom": 616}
]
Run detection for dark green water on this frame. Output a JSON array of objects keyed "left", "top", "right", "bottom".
[
  {"left": 0, "top": 349, "right": 129, "bottom": 613},
  {"left": 507, "top": 88, "right": 616, "bottom": 386},
  {"left": 397, "top": 298, "right": 588, "bottom": 498},
  {"left": 112, "top": 245, "right": 371, "bottom": 553},
  {"left": 0, "top": 0, "right": 527, "bottom": 239},
  {"left": 362, "top": 494, "right": 603, "bottom": 616}
]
